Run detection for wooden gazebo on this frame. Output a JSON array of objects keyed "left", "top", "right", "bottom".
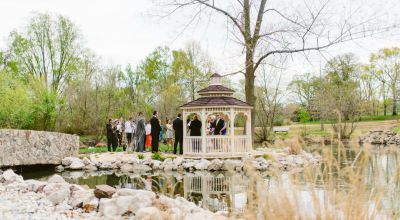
[{"left": 180, "top": 73, "right": 253, "bottom": 158}]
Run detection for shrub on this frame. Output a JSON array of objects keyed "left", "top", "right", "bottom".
[
  {"left": 138, "top": 153, "right": 144, "bottom": 160},
  {"left": 151, "top": 152, "right": 166, "bottom": 161},
  {"left": 263, "top": 154, "right": 272, "bottom": 160}
]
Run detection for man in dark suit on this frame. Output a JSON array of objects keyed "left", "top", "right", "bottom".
[
  {"left": 172, "top": 113, "right": 183, "bottom": 154},
  {"left": 189, "top": 115, "right": 202, "bottom": 136},
  {"left": 150, "top": 111, "right": 161, "bottom": 153},
  {"left": 214, "top": 114, "right": 227, "bottom": 135},
  {"left": 188, "top": 115, "right": 202, "bottom": 152}
]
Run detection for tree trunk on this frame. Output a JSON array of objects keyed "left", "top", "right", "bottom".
[
  {"left": 392, "top": 85, "right": 397, "bottom": 115},
  {"left": 245, "top": 57, "right": 256, "bottom": 142}
]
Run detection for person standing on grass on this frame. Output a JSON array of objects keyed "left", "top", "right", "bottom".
[
  {"left": 135, "top": 112, "right": 146, "bottom": 152},
  {"left": 106, "top": 119, "right": 114, "bottom": 152},
  {"left": 150, "top": 111, "right": 161, "bottom": 153},
  {"left": 145, "top": 120, "right": 152, "bottom": 150},
  {"left": 125, "top": 117, "right": 133, "bottom": 151},
  {"left": 165, "top": 119, "right": 173, "bottom": 150},
  {"left": 111, "top": 119, "right": 119, "bottom": 152},
  {"left": 173, "top": 113, "right": 183, "bottom": 155}
]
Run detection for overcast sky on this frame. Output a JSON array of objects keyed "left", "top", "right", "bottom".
[{"left": 1, "top": 0, "right": 400, "bottom": 86}]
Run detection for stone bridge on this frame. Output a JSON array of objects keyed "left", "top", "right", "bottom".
[{"left": 0, "top": 129, "right": 79, "bottom": 167}]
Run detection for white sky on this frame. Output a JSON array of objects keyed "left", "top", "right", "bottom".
[{"left": 0, "top": 0, "right": 400, "bottom": 86}]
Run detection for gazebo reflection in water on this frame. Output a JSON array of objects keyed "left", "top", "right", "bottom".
[
  {"left": 105, "top": 171, "right": 254, "bottom": 214},
  {"left": 183, "top": 172, "right": 250, "bottom": 213}
]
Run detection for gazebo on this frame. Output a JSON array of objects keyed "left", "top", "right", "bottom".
[{"left": 180, "top": 73, "right": 253, "bottom": 158}]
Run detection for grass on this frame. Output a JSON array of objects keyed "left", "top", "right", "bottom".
[
  {"left": 79, "top": 143, "right": 176, "bottom": 154},
  {"left": 393, "top": 127, "right": 400, "bottom": 134}
]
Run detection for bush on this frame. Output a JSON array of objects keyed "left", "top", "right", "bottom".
[
  {"left": 263, "top": 154, "right": 272, "bottom": 160},
  {"left": 151, "top": 152, "right": 166, "bottom": 161},
  {"left": 138, "top": 153, "right": 144, "bottom": 160}
]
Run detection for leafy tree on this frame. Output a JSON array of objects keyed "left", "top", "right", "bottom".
[
  {"left": 321, "top": 54, "right": 360, "bottom": 139},
  {"left": 370, "top": 47, "right": 400, "bottom": 115}
]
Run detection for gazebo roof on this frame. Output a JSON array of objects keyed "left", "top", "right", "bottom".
[
  {"left": 181, "top": 96, "right": 252, "bottom": 108},
  {"left": 180, "top": 73, "right": 252, "bottom": 109},
  {"left": 198, "top": 85, "right": 235, "bottom": 94}
]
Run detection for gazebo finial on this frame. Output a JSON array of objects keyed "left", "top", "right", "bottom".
[{"left": 210, "top": 73, "right": 222, "bottom": 85}]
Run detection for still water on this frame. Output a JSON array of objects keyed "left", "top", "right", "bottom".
[{"left": 17, "top": 145, "right": 400, "bottom": 217}]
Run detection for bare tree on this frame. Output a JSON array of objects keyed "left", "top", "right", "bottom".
[
  {"left": 156, "top": 0, "right": 396, "bottom": 136},
  {"left": 256, "top": 65, "right": 284, "bottom": 143}
]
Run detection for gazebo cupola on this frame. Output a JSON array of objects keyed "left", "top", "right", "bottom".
[{"left": 180, "top": 73, "right": 253, "bottom": 158}]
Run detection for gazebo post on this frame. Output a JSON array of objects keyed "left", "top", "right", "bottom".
[
  {"left": 230, "top": 107, "right": 235, "bottom": 156},
  {"left": 246, "top": 110, "right": 252, "bottom": 152}
]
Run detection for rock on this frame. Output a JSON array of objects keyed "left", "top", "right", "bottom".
[
  {"left": 43, "top": 183, "right": 71, "bottom": 205},
  {"left": 62, "top": 157, "right": 77, "bottom": 166},
  {"left": 94, "top": 185, "right": 116, "bottom": 198},
  {"left": 97, "top": 161, "right": 113, "bottom": 170},
  {"left": 1, "top": 169, "right": 23, "bottom": 184},
  {"left": 70, "top": 159, "right": 85, "bottom": 170},
  {"left": 136, "top": 207, "right": 163, "bottom": 220},
  {"left": 152, "top": 160, "right": 163, "bottom": 170},
  {"left": 222, "top": 160, "right": 241, "bottom": 171},
  {"left": 55, "top": 165, "right": 64, "bottom": 172},
  {"left": 194, "top": 159, "right": 211, "bottom": 170},
  {"left": 69, "top": 189, "right": 93, "bottom": 207},
  {"left": 48, "top": 174, "right": 66, "bottom": 183},
  {"left": 120, "top": 163, "right": 134, "bottom": 172},
  {"left": 82, "top": 157, "right": 92, "bottom": 165},
  {"left": 24, "top": 179, "right": 47, "bottom": 192},
  {"left": 173, "top": 157, "right": 183, "bottom": 166},
  {"left": 82, "top": 196, "right": 99, "bottom": 213},
  {"left": 98, "top": 194, "right": 153, "bottom": 218},
  {"left": 208, "top": 159, "right": 223, "bottom": 171},
  {"left": 183, "top": 161, "right": 196, "bottom": 169},
  {"left": 133, "top": 164, "right": 152, "bottom": 172},
  {"left": 83, "top": 164, "right": 98, "bottom": 171},
  {"left": 114, "top": 189, "right": 156, "bottom": 198}
]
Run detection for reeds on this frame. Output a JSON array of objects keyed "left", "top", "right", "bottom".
[{"left": 241, "top": 140, "right": 400, "bottom": 220}]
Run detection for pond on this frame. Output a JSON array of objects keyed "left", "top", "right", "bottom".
[{"left": 15, "top": 145, "right": 400, "bottom": 218}]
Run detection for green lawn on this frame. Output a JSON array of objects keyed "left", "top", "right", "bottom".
[{"left": 79, "top": 143, "right": 175, "bottom": 154}]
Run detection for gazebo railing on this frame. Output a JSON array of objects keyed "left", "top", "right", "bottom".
[
  {"left": 184, "top": 136, "right": 202, "bottom": 154},
  {"left": 183, "top": 135, "right": 251, "bottom": 156}
]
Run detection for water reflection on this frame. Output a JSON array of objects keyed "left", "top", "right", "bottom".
[
  {"left": 17, "top": 145, "right": 399, "bottom": 216},
  {"left": 58, "top": 170, "right": 256, "bottom": 214}
]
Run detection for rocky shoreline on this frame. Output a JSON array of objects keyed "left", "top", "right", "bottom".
[
  {"left": 359, "top": 130, "right": 400, "bottom": 145},
  {"left": 0, "top": 169, "right": 226, "bottom": 220},
  {"left": 57, "top": 148, "right": 321, "bottom": 173}
]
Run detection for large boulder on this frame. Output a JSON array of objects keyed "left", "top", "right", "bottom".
[{"left": 94, "top": 185, "right": 116, "bottom": 198}]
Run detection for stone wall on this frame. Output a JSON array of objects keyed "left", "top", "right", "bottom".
[{"left": 0, "top": 129, "right": 79, "bottom": 167}]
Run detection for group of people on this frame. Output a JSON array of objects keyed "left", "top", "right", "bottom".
[
  {"left": 106, "top": 111, "right": 185, "bottom": 154},
  {"left": 106, "top": 111, "right": 228, "bottom": 154}
]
